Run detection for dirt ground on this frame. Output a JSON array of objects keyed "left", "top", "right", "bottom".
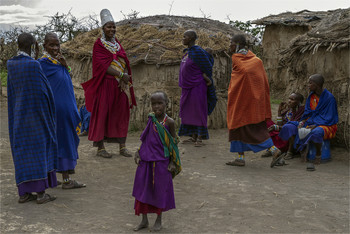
[{"left": 0, "top": 100, "right": 349, "bottom": 233}]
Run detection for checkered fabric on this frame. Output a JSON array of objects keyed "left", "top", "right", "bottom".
[
  {"left": 7, "top": 55, "right": 58, "bottom": 185},
  {"left": 178, "top": 124, "right": 209, "bottom": 139}
]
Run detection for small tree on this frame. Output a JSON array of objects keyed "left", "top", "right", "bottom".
[
  {"left": 33, "top": 10, "right": 99, "bottom": 43},
  {"left": 120, "top": 9, "right": 140, "bottom": 20},
  {"left": 228, "top": 19, "right": 265, "bottom": 57},
  {"left": 0, "top": 26, "right": 30, "bottom": 70},
  {"left": 229, "top": 20, "right": 264, "bottom": 44},
  {"left": 0, "top": 11, "right": 100, "bottom": 86}
]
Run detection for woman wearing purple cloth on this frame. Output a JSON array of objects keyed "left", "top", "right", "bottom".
[
  {"left": 132, "top": 91, "right": 180, "bottom": 232},
  {"left": 178, "top": 30, "right": 215, "bottom": 147}
]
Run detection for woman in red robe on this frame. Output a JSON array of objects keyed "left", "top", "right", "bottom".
[{"left": 82, "top": 9, "right": 136, "bottom": 158}]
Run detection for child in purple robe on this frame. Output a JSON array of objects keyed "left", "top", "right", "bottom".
[{"left": 132, "top": 91, "right": 181, "bottom": 232}]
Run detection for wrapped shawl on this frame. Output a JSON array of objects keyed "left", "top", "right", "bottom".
[
  {"left": 227, "top": 50, "right": 271, "bottom": 130},
  {"left": 82, "top": 38, "right": 136, "bottom": 112},
  {"left": 186, "top": 45, "right": 217, "bottom": 115},
  {"left": 7, "top": 55, "right": 57, "bottom": 185},
  {"left": 39, "top": 58, "right": 80, "bottom": 168},
  {"left": 302, "top": 89, "right": 338, "bottom": 126},
  {"left": 148, "top": 113, "right": 181, "bottom": 177}
]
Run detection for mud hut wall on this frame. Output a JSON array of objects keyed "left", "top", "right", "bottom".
[
  {"left": 65, "top": 57, "right": 93, "bottom": 107},
  {"left": 67, "top": 53, "right": 231, "bottom": 131},
  {"left": 130, "top": 54, "right": 231, "bottom": 131},
  {"left": 262, "top": 25, "right": 309, "bottom": 96},
  {"left": 284, "top": 47, "right": 349, "bottom": 147}
]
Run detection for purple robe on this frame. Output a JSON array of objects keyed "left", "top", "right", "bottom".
[
  {"left": 132, "top": 119, "right": 175, "bottom": 211},
  {"left": 179, "top": 55, "right": 208, "bottom": 127}
]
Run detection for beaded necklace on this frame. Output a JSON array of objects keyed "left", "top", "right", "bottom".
[
  {"left": 41, "top": 51, "right": 60, "bottom": 65},
  {"left": 101, "top": 31, "right": 120, "bottom": 54},
  {"left": 237, "top": 48, "right": 248, "bottom": 55},
  {"left": 153, "top": 114, "right": 168, "bottom": 132},
  {"left": 17, "top": 51, "right": 31, "bottom": 57}
]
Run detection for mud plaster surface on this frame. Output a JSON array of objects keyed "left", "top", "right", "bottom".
[{"left": 0, "top": 103, "right": 349, "bottom": 233}]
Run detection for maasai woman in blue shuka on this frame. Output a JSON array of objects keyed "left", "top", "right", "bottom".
[
  {"left": 279, "top": 89, "right": 338, "bottom": 151},
  {"left": 7, "top": 51, "right": 58, "bottom": 199},
  {"left": 39, "top": 34, "right": 81, "bottom": 188},
  {"left": 279, "top": 74, "right": 338, "bottom": 170}
]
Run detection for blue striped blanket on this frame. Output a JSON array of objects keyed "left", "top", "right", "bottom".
[{"left": 7, "top": 55, "right": 58, "bottom": 185}]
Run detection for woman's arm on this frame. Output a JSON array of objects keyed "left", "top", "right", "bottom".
[
  {"left": 166, "top": 118, "right": 176, "bottom": 138},
  {"left": 106, "top": 66, "right": 130, "bottom": 83}
]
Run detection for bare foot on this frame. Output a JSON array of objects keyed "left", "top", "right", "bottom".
[
  {"left": 150, "top": 215, "right": 162, "bottom": 232},
  {"left": 133, "top": 221, "right": 148, "bottom": 231},
  {"left": 151, "top": 223, "right": 162, "bottom": 232}
]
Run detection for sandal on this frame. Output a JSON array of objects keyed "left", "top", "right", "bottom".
[
  {"left": 314, "top": 155, "right": 321, "bottom": 165},
  {"left": 36, "top": 193, "right": 56, "bottom": 204},
  {"left": 96, "top": 149, "right": 112, "bottom": 158},
  {"left": 18, "top": 193, "right": 37, "bottom": 203},
  {"left": 306, "top": 163, "right": 316, "bottom": 171},
  {"left": 62, "top": 180, "right": 86, "bottom": 189},
  {"left": 284, "top": 151, "right": 294, "bottom": 160},
  {"left": 79, "top": 131, "right": 88, "bottom": 137},
  {"left": 194, "top": 139, "right": 204, "bottom": 147},
  {"left": 261, "top": 150, "right": 272, "bottom": 158},
  {"left": 120, "top": 147, "right": 132, "bottom": 157},
  {"left": 182, "top": 137, "right": 196, "bottom": 144},
  {"left": 270, "top": 149, "right": 283, "bottom": 168},
  {"left": 226, "top": 159, "right": 245, "bottom": 167},
  {"left": 275, "top": 156, "right": 288, "bottom": 166}
]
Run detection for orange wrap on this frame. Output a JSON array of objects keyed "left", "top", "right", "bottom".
[{"left": 227, "top": 51, "right": 271, "bottom": 130}]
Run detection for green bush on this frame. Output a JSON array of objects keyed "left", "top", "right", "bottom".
[{"left": 1, "top": 69, "right": 7, "bottom": 87}]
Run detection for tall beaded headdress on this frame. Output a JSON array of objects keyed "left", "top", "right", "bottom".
[{"left": 100, "top": 9, "right": 114, "bottom": 27}]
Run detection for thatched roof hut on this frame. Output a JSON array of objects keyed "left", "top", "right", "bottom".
[
  {"left": 254, "top": 8, "right": 350, "bottom": 148},
  {"left": 62, "top": 15, "right": 247, "bottom": 130}
]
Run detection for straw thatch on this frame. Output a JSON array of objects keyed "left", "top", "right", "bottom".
[
  {"left": 63, "top": 15, "right": 249, "bottom": 131},
  {"left": 252, "top": 9, "right": 336, "bottom": 26},
  {"left": 62, "top": 15, "right": 246, "bottom": 66},
  {"left": 255, "top": 8, "right": 350, "bottom": 148}
]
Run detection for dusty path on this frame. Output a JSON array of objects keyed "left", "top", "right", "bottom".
[{"left": 0, "top": 104, "right": 349, "bottom": 233}]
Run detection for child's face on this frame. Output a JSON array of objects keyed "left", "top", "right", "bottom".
[
  {"left": 288, "top": 93, "right": 299, "bottom": 108},
  {"left": 151, "top": 94, "right": 167, "bottom": 116}
]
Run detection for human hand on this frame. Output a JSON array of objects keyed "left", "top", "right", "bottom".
[
  {"left": 56, "top": 52, "right": 68, "bottom": 68},
  {"left": 122, "top": 73, "right": 130, "bottom": 83},
  {"left": 168, "top": 161, "right": 176, "bottom": 173},
  {"left": 119, "top": 80, "right": 127, "bottom": 91},
  {"left": 206, "top": 79, "right": 212, "bottom": 86},
  {"left": 134, "top": 150, "right": 140, "bottom": 165},
  {"left": 278, "top": 102, "right": 287, "bottom": 115},
  {"left": 306, "top": 125, "right": 316, "bottom": 130}
]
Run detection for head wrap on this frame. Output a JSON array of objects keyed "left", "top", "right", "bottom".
[{"left": 100, "top": 9, "right": 114, "bottom": 26}]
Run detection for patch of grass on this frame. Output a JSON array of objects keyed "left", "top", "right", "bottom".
[
  {"left": 1, "top": 69, "right": 7, "bottom": 87},
  {"left": 128, "top": 123, "right": 141, "bottom": 133},
  {"left": 270, "top": 98, "right": 282, "bottom": 105}
]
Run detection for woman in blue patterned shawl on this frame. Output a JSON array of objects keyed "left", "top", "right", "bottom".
[{"left": 7, "top": 33, "right": 58, "bottom": 204}]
